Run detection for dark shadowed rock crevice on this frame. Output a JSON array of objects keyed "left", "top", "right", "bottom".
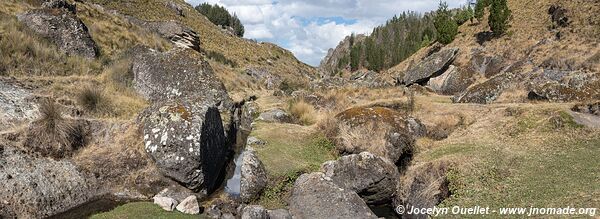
[{"left": 397, "top": 48, "right": 459, "bottom": 86}]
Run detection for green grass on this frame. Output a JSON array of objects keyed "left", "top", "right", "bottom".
[
  {"left": 90, "top": 202, "right": 206, "bottom": 219},
  {"left": 250, "top": 121, "right": 337, "bottom": 208}
]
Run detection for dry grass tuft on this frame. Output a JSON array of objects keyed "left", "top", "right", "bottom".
[
  {"left": 288, "top": 99, "right": 317, "bottom": 125},
  {"left": 77, "top": 86, "right": 112, "bottom": 115},
  {"left": 24, "top": 99, "right": 87, "bottom": 159}
]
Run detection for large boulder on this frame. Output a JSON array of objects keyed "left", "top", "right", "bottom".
[
  {"left": 334, "top": 107, "right": 415, "bottom": 163},
  {"left": 453, "top": 72, "right": 518, "bottom": 104},
  {"left": 469, "top": 49, "right": 506, "bottom": 78},
  {"left": 141, "top": 100, "right": 229, "bottom": 193},
  {"left": 240, "top": 149, "right": 268, "bottom": 203},
  {"left": 427, "top": 65, "right": 476, "bottom": 95},
  {"left": 527, "top": 70, "right": 600, "bottom": 102},
  {"left": 132, "top": 48, "right": 232, "bottom": 108},
  {"left": 394, "top": 162, "right": 451, "bottom": 219},
  {"left": 0, "top": 144, "right": 98, "bottom": 218},
  {"left": 289, "top": 172, "right": 378, "bottom": 219},
  {"left": 17, "top": 4, "right": 98, "bottom": 59},
  {"left": 176, "top": 195, "right": 200, "bottom": 214},
  {"left": 321, "top": 152, "right": 399, "bottom": 204},
  {"left": 399, "top": 48, "right": 459, "bottom": 85}
]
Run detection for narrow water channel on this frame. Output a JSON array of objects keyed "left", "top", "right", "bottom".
[{"left": 224, "top": 150, "right": 244, "bottom": 196}]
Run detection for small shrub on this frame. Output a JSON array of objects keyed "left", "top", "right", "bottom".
[
  {"left": 24, "top": 99, "right": 87, "bottom": 159},
  {"left": 289, "top": 100, "right": 317, "bottom": 126},
  {"left": 77, "top": 86, "right": 111, "bottom": 114}
]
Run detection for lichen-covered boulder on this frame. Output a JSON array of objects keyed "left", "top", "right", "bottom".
[
  {"left": 17, "top": 4, "right": 98, "bottom": 59},
  {"left": 132, "top": 48, "right": 231, "bottom": 108},
  {"left": 0, "top": 144, "right": 98, "bottom": 218},
  {"left": 453, "top": 72, "right": 518, "bottom": 104},
  {"left": 321, "top": 152, "right": 399, "bottom": 204},
  {"left": 0, "top": 79, "right": 38, "bottom": 127},
  {"left": 240, "top": 149, "right": 268, "bottom": 203},
  {"left": 289, "top": 172, "right": 378, "bottom": 219},
  {"left": 399, "top": 48, "right": 459, "bottom": 85},
  {"left": 334, "top": 107, "right": 415, "bottom": 163},
  {"left": 527, "top": 70, "right": 600, "bottom": 102},
  {"left": 141, "top": 100, "right": 229, "bottom": 193},
  {"left": 427, "top": 65, "right": 476, "bottom": 95}
]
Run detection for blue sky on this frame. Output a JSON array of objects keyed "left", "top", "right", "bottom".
[{"left": 185, "top": 0, "right": 467, "bottom": 66}]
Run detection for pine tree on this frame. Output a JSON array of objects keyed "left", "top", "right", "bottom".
[
  {"left": 434, "top": 1, "right": 458, "bottom": 44},
  {"left": 474, "top": 0, "right": 488, "bottom": 21},
  {"left": 488, "top": 0, "right": 511, "bottom": 35}
]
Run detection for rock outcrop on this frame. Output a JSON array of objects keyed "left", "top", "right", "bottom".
[
  {"left": 398, "top": 48, "right": 459, "bottom": 86},
  {"left": 245, "top": 68, "right": 282, "bottom": 90},
  {"left": 527, "top": 70, "right": 600, "bottom": 102},
  {"left": 130, "top": 19, "right": 201, "bottom": 51},
  {"left": 321, "top": 152, "right": 399, "bottom": 204},
  {"left": 0, "top": 79, "right": 38, "bottom": 127},
  {"left": 17, "top": 2, "right": 98, "bottom": 59},
  {"left": 427, "top": 65, "right": 476, "bottom": 95},
  {"left": 453, "top": 72, "right": 518, "bottom": 104},
  {"left": 0, "top": 144, "right": 98, "bottom": 218},
  {"left": 289, "top": 172, "right": 378, "bottom": 219},
  {"left": 176, "top": 196, "right": 200, "bottom": 214},
  {"left": 240, "top": 149, "right": 268, "bottom": 203},
  {"left": 395, "top": 162, "right": 450, "bottom": 219},
  {"left": 334, "top": 107, "right": 415, "bottom": 163},
  {"left": 319, "top": 34, "right": 366, "bottom": 75},
  {"left": 241, "top": 205, "right": 269, "bottom": 219}
]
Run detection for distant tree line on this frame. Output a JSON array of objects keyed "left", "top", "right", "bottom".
[{"left": 195, "top": 3, "right": 244, "bottom": 37}]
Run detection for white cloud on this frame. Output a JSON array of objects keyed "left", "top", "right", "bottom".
[{"left": 185, "top": 0, "right": 468, "bottom": 66}]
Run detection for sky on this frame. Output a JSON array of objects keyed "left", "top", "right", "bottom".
[{"left": 185, "top": 0, "right": 467, "bottom": 66}]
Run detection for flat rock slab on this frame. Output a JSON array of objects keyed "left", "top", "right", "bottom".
[{"left": 568, "top": 111, "right": 600, "bottom": 128}]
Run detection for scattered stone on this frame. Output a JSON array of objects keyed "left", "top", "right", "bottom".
[
  {"left": 176, "top": 196, "right": 200, "bottom": 214},
  {"left": 427, "top": 65, "right": 477, "bottom": 95},
  {"left": 267, "top": 209, "right": 292, "bottom": 219},
  {"left": 153, "top": 196, "right": 178, "bottom": 211},
  {"left": 240, "top": 149, "right": 268, "bottom": 203},
  {"left": 399, "top": 48, "right": 459, "bottom": 85},
  {"left": 257, "top": 109, "right": 294, "bottom": 123},
  {"left": 241, "top": 205, "right": 269, "bottom": 219},
  {"left": 17, "top": 6, "right": 98, "bottom": 58},
  {"left": 246, "top": 137, "right": 266, "bottom": 146},
  {"left": 321, "top": 152, "right": 399, "bottom": 204},
  {"left": 289, "top": 172, "right": 378, "bottom": 219},
  {"left": 245, "top": 68, "right": 282, "bottom": 89}
]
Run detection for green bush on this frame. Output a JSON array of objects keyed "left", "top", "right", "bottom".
[
  {"left": 488, "top": 0, "right": 511, "bottom": 35},
  {"left": 434, "top": 1, "right": 459, "bottom": 44},
  {"left": 454, "top": 5, "right": 474, "bottom": 25},
  {"left": 474, "top": 0, "right": 489, "bottom": 21}
]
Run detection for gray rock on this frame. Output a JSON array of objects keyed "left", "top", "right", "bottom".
[
  {"left": 469, "top": 49, "right": 506, "bottom": 78},
  {"left": 0, "top": 144, "right": 98, "bottom": 218},
  {"left": 257, "top": 109, "right": 294, "bottom": 123},
  {"left": 129, "top": 19, "right": 200, "bottom": 51},
  {"left": 141, "top": 100, "right": 229, "bottom": 193},
  {"left": 406, "top": 117, "right": 427, "bottom": 138},
  {"left": 321, "top": 152, "right": 399, "bottom": 204},
  {"left": 240, "top": 149, "right": 268, "bottom": 203},
  {"left": 246, "top": 137, "right": 266, "bottom": 146},
  {"left": 155, "top": 186, "right": 195, "bottom": 203},
  {"left": 166, "top": 1, "right": 185, "bottom": 17},
  {"left": 400, "top": 48, "right": 459, "bottom": 85},
  {"left": 395, "top": 162, "right": 450, "bottom": 219},
  {"left": 0, "top": 79, "right": 38, "bottom": 127},
  {"left": 427, "top": 65, "right": 476, "bottom": 95},
  {"left": 132, "top": 48, "right": 232, "bottom": 108},
  {"left": 42, "top": 0, "right": 76, "bottom": 13},
  {"left": 241, "top": 101, "right": 259, "bottom": 132},
  {"left": 17, "top": 7, "right": 98, "bottom": 59},
  {"left": 153, "top": 196, "right": 178, "bottom": 211},
  {"left": 289, "top": 172, "right": 378, "bottom": 219},
  {"left": 453, "top": 72, "right": 518, "bottom": 104},
  {"left": 241, "top": 205, "right": 269, "bottom": 219},
  {"left": 268, "top": 209, "right": 292, "bottom": 219},
  {"left": 245, "top": 68, "right": 282, "bottom": 89},
  {"left": 527, "top": 70, "right": 600, "bottom": 102},
  {"left": 176, "top": 196, "right": 200, "bottom": 214}
]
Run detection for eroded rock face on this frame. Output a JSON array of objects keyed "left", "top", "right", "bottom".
[
  {"left": 527, "top": 70, "right": 600, "bottom": 102},
  {"left": 427, "top": 65, "right": 476, "bottom": 95},
  {"left": 0, "top": 144, "right": 98, "bottom": 218},
  {"left": 130, "top": 19, "right": 200, "bottom": 51},
  {"left": 453, "top": 72, "right": 518, "bottom": 104},
  {"left": 0, "top": 79, "right": 38, "bottom": 127},
  {"left": 399, "top": 48, "right": 459, "bottom": 86},
  {"left": 141, "top": 100, "right": 228, "bottom": 193},
  {"left": 321, "top": 152, "right": 399, "bottom": 204},
  {"left": 132, "top": 48, "right": 232, "bottom": 108},
  {"left": 334, "top": 107, "right": 415, "bottom": 163},
  {"left": 395, "top": 162, "right": 450, "bottom": 219},
  {"left": 240, "top": 149, "right": 268, "bottom": 203},
  {"left": 17, "top": 5, "right": 98, "bottom": 59},
  {"left": 289, "top": 172, "right": 378, "bottom": 219}
]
